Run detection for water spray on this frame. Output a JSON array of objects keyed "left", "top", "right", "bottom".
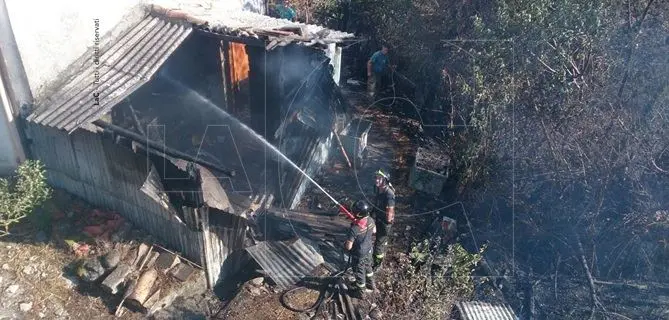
[{"left": 164, "top": 75, "right": 358, "bottom": 222}]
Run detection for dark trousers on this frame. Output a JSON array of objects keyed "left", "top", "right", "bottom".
[
  {"left": 368, "top": 72, "right": 388, "bottom": 97},
  {"left": 352, "top": 250, "right": 374, "bottom": 288},
  {"left": 373, "top": 219, "right": 392, "bottom": 266}
]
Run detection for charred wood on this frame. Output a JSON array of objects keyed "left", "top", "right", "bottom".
[
  {"left": 576, "top": 236, "right": 607, "bottom": 319},
  {"left": 94, "top": 120, "right": 235, "bottom": 177}
]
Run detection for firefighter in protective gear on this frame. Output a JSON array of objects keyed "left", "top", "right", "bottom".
[
  {"left": 344, "top": 200, "right": 377, "bottom": 298},
  {"left": 373, "top": 168, "right": 396, "bottom": 270}
]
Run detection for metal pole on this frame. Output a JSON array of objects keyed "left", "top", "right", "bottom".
[
  {"left": 0, "top": 0, "right": 33, "bottom": 112},
  {"left": 0, "top": 0, "right": 29, "bottom": 170}
]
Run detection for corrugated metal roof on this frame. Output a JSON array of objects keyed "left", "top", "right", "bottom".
[
  {"left": 149, "top": 0, "right": 355, "bottom": 47},
  {"left": 245, "top": 238, "right": 325, "bottom": 289},
  {"left": 27, "top": 15, "right": 192, "bottom": 132},
  {"left": 252, "top": 209, "right": 350, "bottom": 271},
  {"left": 455, "top": 301, "right": 518, "bottom": 320},
  {"left": 257, "top": 209, "right": 349, "bottom": 242}
]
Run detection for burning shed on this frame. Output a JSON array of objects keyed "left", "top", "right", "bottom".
[{"left": 21, "top": 1, "right": 354, "bottom": 289}]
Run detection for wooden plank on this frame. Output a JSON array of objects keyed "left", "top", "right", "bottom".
[
  {"left": 101, "top": 263, "right": 132, "bottom": 295},
  {"left": 127, "top": 268, "right": 158, "bottom": 306}
]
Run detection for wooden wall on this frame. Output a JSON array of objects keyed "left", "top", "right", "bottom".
[{"left": 25, "top": 123, "right": 245, "bottom": 288}]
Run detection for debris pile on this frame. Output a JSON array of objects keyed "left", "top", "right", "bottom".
[
  {"left": 80, "top": 209, "right": 125, "bottom": 241},
  {"left": 48, "top": 200, "right": 205, "bottom": 317},
  {"left": 74, "top": 241, "right": 203, "bottom": 316}
]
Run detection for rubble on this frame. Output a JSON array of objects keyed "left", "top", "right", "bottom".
[
  {"left": 78, "top": 258, "right": 105, "bottom": 282},
  {"left": 82, "top": 209, "right": 125, "bottom": 241},
  {"left": 19, "top": 302, "right": 33, "bottom": 312},
  {"left": 6, "top": 284, "right": 19, "bottom": 294},
  {"left": 0, "top": 191, "right": 214, "bottom": 319},
  {"left": 101, "top": 249, "right": 122, "bottom": 269},
  {"left": 250, "top": 277, "right": 264, "bottom": 286}
]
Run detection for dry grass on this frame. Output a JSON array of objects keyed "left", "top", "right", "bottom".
[{"left": 223, "top": 284, "right": 302, "bottom": 320}]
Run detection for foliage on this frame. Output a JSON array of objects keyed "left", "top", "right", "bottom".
[
  {"left": 380, "top": 240, "right": 486, "bottom": 319},
  {"left": 308, "top": 0, "right": 669, "bottom": 316},
  {"left": 0, "top": 160, "right": 52, "bottom": 235}
]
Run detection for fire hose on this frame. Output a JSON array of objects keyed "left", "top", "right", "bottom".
[{"left": 280, "top": 254, "right": 355, "bottom": 317}]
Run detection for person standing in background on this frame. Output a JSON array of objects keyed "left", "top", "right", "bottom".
[{"left": 367, "top": 45, "right": 391, "bottom": 99}]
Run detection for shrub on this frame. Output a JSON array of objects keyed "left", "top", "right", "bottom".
[
  {"left": 0, "top": 160, "right": 51, "bottom": 235},
  {"left": 380, "top": 240, "right": 486, "bottom": 319}
]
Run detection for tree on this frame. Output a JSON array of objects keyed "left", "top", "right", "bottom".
[{"left": 0, "top": 160, "right": 52, "bottom": 235}]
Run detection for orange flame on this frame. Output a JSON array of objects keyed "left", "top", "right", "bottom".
[{"left": 227, "top": 42, "right": 249, "bottom": 91}]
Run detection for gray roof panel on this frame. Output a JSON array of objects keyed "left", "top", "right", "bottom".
[
  {"left": 27, "top": 16, "right": 192, "bottom": 132},
  {"left": 246, "top": 238, "right": 324, "bottom": 289}
]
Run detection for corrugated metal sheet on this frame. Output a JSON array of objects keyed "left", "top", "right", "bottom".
[
  {"left": 202, "top": 208, "right": 249, "bottom": 288},
  {"left": 246, "top": 238, "right": 324, "bottom": 289},
  {"left": 455, "top": 301, "right": 518, "bottom": 320},
  {"left": 149, "top": 0, "right": 355, "bottom": 46},
  {"left": 254, "top": 208, "right": 349, "bottom": 271},
  {"left": 27, "top": 15, "right": 192, "bottom": 132}
]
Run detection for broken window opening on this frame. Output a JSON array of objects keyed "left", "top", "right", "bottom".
[{"left": 223, "top": 41, "right": 251, "bottom": 124}]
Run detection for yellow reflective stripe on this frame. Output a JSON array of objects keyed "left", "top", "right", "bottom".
[
  {"left": 366, "top": 273, "right": 374, "bottom": 277},
  {"left": 356, "top": 282, "right": 366, "bottom": 288},
  {"left": 374, "top": 254, "right": 384, "bottom": 259}
]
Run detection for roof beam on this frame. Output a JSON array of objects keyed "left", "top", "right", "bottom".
[{"left": 195, "top": 29, "right": 265, "bottom": 47}]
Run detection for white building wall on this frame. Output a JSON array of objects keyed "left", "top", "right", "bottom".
[
  {"left": 4, "top": 0, "right": 264, "bottom": 100},
  {"left": 5, "top": 0, "right": 145, "bottom": 98}
]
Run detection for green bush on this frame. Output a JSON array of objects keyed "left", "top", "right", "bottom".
[
  {"left": 381, "top": 240, "right": 486, "bottom": 319},
  {"left": 0, "top": 160, "right": 51, "bottom": 235}
]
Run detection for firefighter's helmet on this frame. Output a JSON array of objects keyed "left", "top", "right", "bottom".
[
  {"left": 352, "top": 200, "right": 371, "bottom": 217},
  {"left": 375, "top": 168, "right": 391, "bottom": 183}
]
